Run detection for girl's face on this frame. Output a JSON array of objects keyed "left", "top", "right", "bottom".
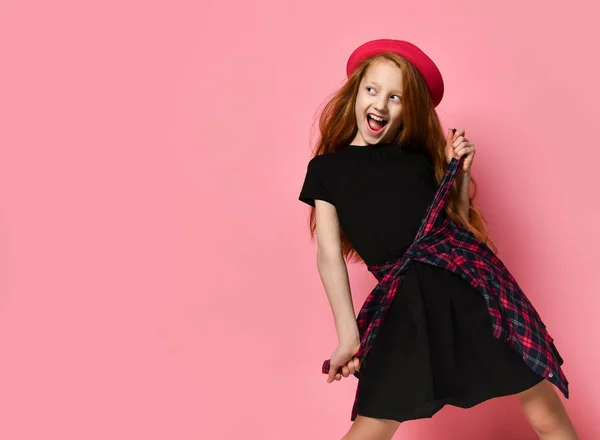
[{"left": 350, "top": 60, "right": 403, "bottom": 146}]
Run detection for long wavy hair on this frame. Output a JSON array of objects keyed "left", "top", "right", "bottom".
[{"left": 306, "top": 53, "right": 498, "bottom": 263}]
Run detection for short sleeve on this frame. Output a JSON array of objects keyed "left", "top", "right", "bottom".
[{"left": 298, "top": 156, "right": 335, "bottom": 207}]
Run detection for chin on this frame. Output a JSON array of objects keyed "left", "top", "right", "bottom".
[{"left": 366, "top": 131, "right": 388, "bottom": 142}]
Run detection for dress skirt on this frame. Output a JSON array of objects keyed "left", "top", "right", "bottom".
[{"left": 356, "top": 262, "right": 564, "bottom": 423}]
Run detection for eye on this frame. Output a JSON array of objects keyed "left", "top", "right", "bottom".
[
  {"left": 366, "top": 86, "right": 376, "bottom": 93},
  {"left": 391, "top": 95, "right": 402, "bottom": 101}
]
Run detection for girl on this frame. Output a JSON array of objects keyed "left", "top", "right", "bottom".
[{"left": 298, "top": 40, "right": 579, "bottom": 440}]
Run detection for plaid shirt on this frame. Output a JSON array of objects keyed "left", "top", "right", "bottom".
[{"left": 321, "top": 155, "right": 569, "bottom": 421}]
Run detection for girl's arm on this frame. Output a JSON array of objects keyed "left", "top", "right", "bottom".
[
  {"left": 447, "top": 128, "right": 473, "bottom": 220},
  {"left": 314, "top": 200, "right": 360, "bottom": 346}
]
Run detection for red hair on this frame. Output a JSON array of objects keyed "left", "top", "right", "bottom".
[{"left": 306, "top": 53, "right": 497, "bottom": 263}]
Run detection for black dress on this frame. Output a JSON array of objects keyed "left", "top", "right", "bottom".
[{"left": 298, "top": 142, "right": 546, "bottom": 423}]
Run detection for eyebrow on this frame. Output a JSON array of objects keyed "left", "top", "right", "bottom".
[{"left": 366, "top": 80, "right": 402, "bottom": 95}]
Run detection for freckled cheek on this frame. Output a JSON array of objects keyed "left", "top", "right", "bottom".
[{"left": 356, "top": 102, "right": 369, "bottom": 118}]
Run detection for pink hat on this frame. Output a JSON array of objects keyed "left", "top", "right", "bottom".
[{"left": 346, "top": 39, "right": 445, "bottom": 107}]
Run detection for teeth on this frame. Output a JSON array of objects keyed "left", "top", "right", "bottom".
[{"left": 368, "top": 114, "right": 387, "bottom": 122}]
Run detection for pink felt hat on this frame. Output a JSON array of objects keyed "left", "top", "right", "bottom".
[{"left": 346, "top": 39, "right": 445, "bottom": 107}]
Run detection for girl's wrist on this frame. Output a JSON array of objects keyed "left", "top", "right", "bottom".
[
  {"left": 337, "top": 320, "right": 360, "bottom": 345},
  {"left": 337, "top": 327, "right": 360, "bottom": 347}
]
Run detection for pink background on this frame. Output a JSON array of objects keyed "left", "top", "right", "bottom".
[{"left": 0, "top": 0, "right": 598, "bottom": 439}]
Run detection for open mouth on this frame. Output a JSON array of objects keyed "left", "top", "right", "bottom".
[{"left": 367, "top": 113, "right": 388, "bottom": 133}]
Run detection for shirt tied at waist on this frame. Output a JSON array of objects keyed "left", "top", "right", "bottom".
[{"left": 319, "top": 155, "right": 568, "bottom": 423}]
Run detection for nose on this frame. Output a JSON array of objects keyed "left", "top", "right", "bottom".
[{"left": 373, "top": 95, "right": 387, "bottom": 112}]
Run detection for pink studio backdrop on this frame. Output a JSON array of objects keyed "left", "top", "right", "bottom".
[{"left": 0, "top": 1, "right": 598, "bottom": 439}]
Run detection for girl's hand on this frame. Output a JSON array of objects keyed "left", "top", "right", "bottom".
[
  {"left": 445, "top": 128, "right": 476, "bottom": 173},
  {"left": 327, "top": 342, "right": 361, "bottom": 383}
]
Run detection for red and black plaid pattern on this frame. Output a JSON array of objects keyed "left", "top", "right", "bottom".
[{"left": 321, "top": 156, "right": 569, "bottom": 421}]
